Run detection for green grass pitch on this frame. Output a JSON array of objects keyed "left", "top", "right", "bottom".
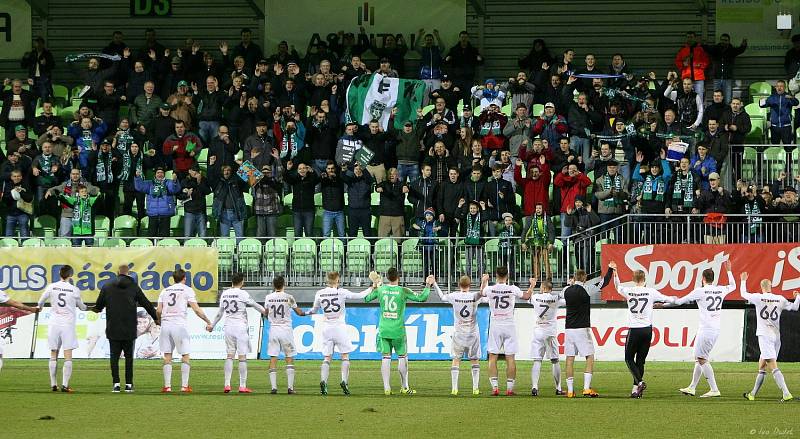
[{"left": 1, "top": 360, "right": 797, "bottom": 438}]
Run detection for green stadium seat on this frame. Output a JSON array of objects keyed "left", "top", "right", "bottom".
[
  {"left": 374, "top": 238, "right": 399, "bottom": 272},
  {"left": 400, "top": 238, "right": 422, "bottom": 277},
  {"left": 215, "top": 238, "right": 237, "bottom": 272},
  {"left": 128, "top": 238, "right": 153, "bottom": 248},
  {"left": 291, "top": 238, "right": 317, "bottom": 279},
  {"left": 532, "top": 104, "right": 544, "bottom": 117},
  {"left": 22, "top": 238, "right": 44, "bottom": 247},
  {"left": 170, "top": 215, "right": 183, "bottom": 237},
  {"left": 157, "top": 238, "right": 181, "bottom": 247},
  {"left": 94, "top": 216, "right": 111, "bottom": 238},
  {"left": 102, "top": 238, "right": 127, "bottom": 248},
  {"left": 484, "top": 238, "right": 500, "bottom": 273},
  {"left": 52, "top": 84, "right": 69, "bottom": 108},
  {"left": 45, "top": 238, "right": 72, "bottom": 247},
  {"left": 59, "top": 106, "right": 77, "bottom": 122},
  {"left": 748, "top": 81, "right": 772, "bottom": 101},
  {"left": 319, "top": 238, "right": 344, "bottom": 273},
  {"left": 264, "top": 238, "right": 289, "bottom": 274},
  {"left": 237, "top": 238, "right": 263, "bottom": 272},
  {"left": 346, "top": 238, "right": 371, "bottom": 278},
  {"left": 0, "top": 238, "right": 19, "bottom": 247},
  {"left": 113, "top": 215, "right": 138, "bottom": 237},
  {"left": 184, "top": 238, "right": 208, "bottom": 247},
  {"left": 33, "top": 215, "right": 57, "bottom": 238},
  {"left": 138, "top": 217, "right": 150, "bottom": 235}
]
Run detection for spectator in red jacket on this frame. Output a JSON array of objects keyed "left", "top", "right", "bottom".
[
  {"left": 518, "top": 137, "right": 553, "bottom": 167},
  {"left": 554, "top": 163, "right": 592, "bottom": 237},
  {"left": 674, "top": 31, "right": 710, "bottom": 101},
  {"left": 515, "top": 157, "right": 551, "bottom": 216},
  {"left": 477, "top": 104, "right": 508, "bottom": 152},
  {"left": 162, "top": 119, "right": 203, "bottom": 180}
]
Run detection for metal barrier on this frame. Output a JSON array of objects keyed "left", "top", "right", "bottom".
[
  {"left": 561, "top": 213, "right": 799, "bottom": 281},
  {"left": 728, "top": 145, "right": 798, "bottom": 188}
]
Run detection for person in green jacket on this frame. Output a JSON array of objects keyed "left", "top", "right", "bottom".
[
  {"left": 364, "top": 269, "right": 433, "bottom": 395},
  {"left": 59, "top": 185, "right": 98, "bottom": 246}
]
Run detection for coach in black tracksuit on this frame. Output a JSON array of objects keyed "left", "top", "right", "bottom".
[{"left": 93, "top": 266, "right": 158, "bottom": 392}]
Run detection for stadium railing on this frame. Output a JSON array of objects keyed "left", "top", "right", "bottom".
[{"left": 728, "top": 144, "right": 799, "bottom": 187}]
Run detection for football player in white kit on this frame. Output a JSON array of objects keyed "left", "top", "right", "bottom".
[
  {"left": 37, "top": 265, "right": 87, "bottom": 392},
  {"left": 671, "top": 261, "right": 736, "bottom": 398},
  {"left": 264, "top": 275, "right": 307, "bottom": 394},
  {"left": 207, "top": 272, "right": 266, "bottom": 393},
  {"left": 156, "top": 269, "right": 212, "bottom": 393},
  {"left": 306, "top": 271, "right": 378, "bottom": 396},
  {"left": 529, "top": 279, "right": 566, "bottom": 397},
  {"left": 480, "top": 267, "right": 534, "bottom": 396},
  {"left": 739, "top": 272, "right": 800, "bottom": 402},
  {"left": 435, "top": 275, "right": 488, "bottom": 396},
  {"left": 0, "top": 289, "right": 40, "bottom": 374}
]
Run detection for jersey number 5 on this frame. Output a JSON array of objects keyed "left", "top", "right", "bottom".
[{"left": 57, "top": 292, "right": 67, "bottom": 307}]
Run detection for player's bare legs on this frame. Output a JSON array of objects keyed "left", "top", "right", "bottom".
[
  {"left": 162, "top": 352, "right": 174, "bottom": 392},
  {"left": 180, "top": 353, "right": 192, "bottom": 392}
]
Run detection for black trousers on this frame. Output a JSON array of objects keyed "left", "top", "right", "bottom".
[
  {"left": 624, "top": 326, "right": 653, "bottom": 385},
  {"left": 109, "top": 339, "right": 135, "bottom": 384}
]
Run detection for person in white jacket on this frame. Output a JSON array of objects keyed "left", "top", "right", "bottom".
[{"left": 471, "top": 79, "right": 506, "bottom": 112}]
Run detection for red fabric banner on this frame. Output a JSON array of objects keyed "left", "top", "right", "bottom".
[{"left": 600, "top": 243, "right": 800, "bottom": 301}]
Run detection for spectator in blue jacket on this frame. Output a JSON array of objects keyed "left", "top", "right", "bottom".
[
  {"left": 760, "top": 80, "right": 799, "bottom": 147},
  {"left": 134, "top": 167, "right": 180, "bottom": 237},
  {"left": 690, "top": 144, "right": 717, "bottom": 191},
  {"left": 415, "top": 29, "right": 445, "bottom": 105},
  {"left": 69, "top": 117, "right": 108, "bottom": 179}
]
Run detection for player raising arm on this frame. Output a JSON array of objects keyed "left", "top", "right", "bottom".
[
  {"left": 0, "top": 290, "right": 40, "bottom": 374},
  {"left": 670, "top": 261, "right": 736, "bottom": 398},
  {"left": 264, "top": 276, "right": 307, "bottom": 394},
  {"left": 207, "top": 272, "right": 267, "bottom": 394},
  {"left": 610, "top": 261, "right": 675, "bottom": 398},
  {"left": 156, "top": 269, "right": 212, "bottom": 393},
  {"left": 529, "top": 278, "right": 566, "bottom": 396},
  {"left": 37, "top": 265, "right": 86, "bottom": 392},
  {"left": 434, "top": 274, "right": 488, "bottom": 396},
  {"left": 306, "top": 271, "right": 378, "bottom": 396},
  {"left": 739, "top": 272, "right": 800, "bottom": 402},
  {"left": 364, "top": 268, "right": 432, "bottom": 395},
  {"left": 481, "top": 267, "right": 534, "bottom": 396}
]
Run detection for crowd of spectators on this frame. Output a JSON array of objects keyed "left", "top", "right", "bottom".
[{"left": 2, "top": 27, "right": 800, "bottom": 271}]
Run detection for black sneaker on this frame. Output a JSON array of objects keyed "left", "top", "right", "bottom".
[
  {"left": 288, "top": 388, "right": 296, "bottom": 395},
  {"left": 125, "top": 384, "right": 134, "bottom": 393},
  {"left": 531, "top": 388, "right": 539, "bottom": 397},
  {"left": 51, "top": 385, "right": 58, "bottom": 392},
  {"left": 630, "top": 392, "right": 640, "bottom": 398},
  {"left": 555, "top": 389, "right": 565, "bottom": 396},
  {"left": 340, "top": 381, "right": 351, "bottom": 396},
  {"left": 320, "top": 381, "right": 328, "bottom": 395},
  {"left": 270, "top": 388, "right": 278, "bottom": 394},
  {"left": 61, "top": 386, "right": 74, "bottom": 393},
  {"left": 636, "top": 381, "right": 647, "bottom": 398},
  {"left": 112, "top": 384, "right": 121, "bottom": 393}
]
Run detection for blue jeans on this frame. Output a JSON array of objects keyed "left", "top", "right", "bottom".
[
  {"left": 713, "top": 79, "right": 733, "bottom": 105},
  {"left": 198, "top": 121, "right": 220, "bottom": 144},
  {"left": 34, "top": 76, "right": 53, "bottom": 102},
  {"left": 72, "top": 236, "right": 94, "bottom": 246},
  {"left": 692, "top": 80, "right": 705, "bottom": 102},
  {"left": 184, "top": 211, "right": 207, "bottom": 237},
  {"left": 59, "top": 217, "right": 72, "bottom": 237},
  {"left": 312, "top": 159, "right": 329, "bottom": 176},
  {"left": 322, "top": 210, "right": 345, "bottom": 237},
  {"left": 397, "top": 163, "right": 420, "bottom": 183},
  {"left": 219, "top": 209, "right": 244, "bottom": 242},
  {"left": 570, "top": 136, "right": 591, "bottom": 164},
  {"left": 560, "top": 213, "right": 572, "bottom": 238},
  {"left": 5, "top": 213, "right": 30, "bottom": 237},
  {"left": 293, "top": 211, "right": 314, "bottom": 237}
]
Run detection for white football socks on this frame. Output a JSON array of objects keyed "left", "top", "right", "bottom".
[
  {"left": 162, "top": 363, "right": 172, "bottom": 388},
  {"left": 490, "top": 376, "right": 499, "bottom": 390},
  {"left": 398, "top": 356, "right": 409, "bottom": 389},
  {"left": 49, "top": 360, "right": 58, "bottom": 387},
  {"left": 531, "top": 361, "right": 542, "bottom": 390},
  {"left": 62, "top": 360, "right": 73, "bottom": 387},
  {"left": 286, "top": 364, "right": 295, "bottom": 390},
  {"left": 341, "top": 360, "right": 350, "bottom": 384},
  {"left": 238, "top": 361, "right": 248, "bottom": 388},
  {"left": 566, "top": 377, "right": 574, "bottom": 393},
  {"left": 773, "top": 369, "right": 790, "bottom": 396},
  {"left": 321, "top": 360, "right": 331, "bottom": 384},
  {"left": 751, "top": 370, "right": 766, "bottom": 396},
  {"left": 689, "top": 362, "right": 702, "bottom": 388},
  {"left": 451, "top": 366, "right": 459, "bottom": 392},
  {"left": 701, "top": 363, "right": 718, "bottom": 392},
  {"left": 552, "top": 361, "right": 562, "bottom": 391},
  {"left": 381, "top": 357, "right": 391, "bottom": 391},
  {"left": 269, "top": 368, "right": 277, "bottom": 389},
  {"left": 181, "top": 362, "right": 190, "bottom": 387},
  {"left": 506, "top": 379, "right": 515, "bottom": 392},
  {"left": 224, "top": 359, "right": 233, "bottom": 387},
  {"left": 583, "top": 372, "right": 593, "bottom": 390},
  {"left": 471, "top": 364, "right": 480, "bottom": 390}
]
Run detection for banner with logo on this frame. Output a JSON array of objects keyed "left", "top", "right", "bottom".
[
  {"left": 0, "top": 0, "right": 32, "bottom": 60},
  {"left": 0, "top": 306, "right": 35, "bottom": 358},
  {"left": 260, "top": 306, "right": 490, "bottom": 360},
  {"left": 600, "top": 243, "right": 800, "bottom": 301},
  {"left": 33, "top": 307, "right": 261, "bottom": 360},
  {"left": 265, "top": 0, "right": 465, "bottom": 62},
  {"left": 716, "top": 0, "right": 797, "bottom": 57},
  {"left": 0, "top": 247, "right": 218, "bottom": 303},
  {"left": 514, "top": 308, "right": 745, "bottom": 362},
  {"left": 347, "top": 73, "right": 426, "bottom": 130}
]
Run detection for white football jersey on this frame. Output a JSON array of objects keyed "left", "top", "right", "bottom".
[
  {"left": 615, "top": 283, "right": 674, "bottom": 328},
  {"left": 310, "top": 287, "right": 371, "bottom": 324},
  {"left": 264, "top": 291, "right": 296, "bottom": 328},
  {"left": 436, "top": 284, "right": 482, "bottom": 334},
  {"left": 482, "top": 283, "right": 523, "bottom": 324},
  {"left": 218, "top": 287, "right": 260, "bottom": 328},
  {"left": 741, "top": 285, "right": 800, "bottom": 336},
  {"left": 529, "top": 292, "right": 565, "bottom": 336},
  {"left": 674, "top": 271, "right": 736, "bottom": 331},
  {"left": 158, "top": 283, "right": 197, "bottom": 326},
  {"left": 38, "top": 281, "right": 86, "bottom": 326}
]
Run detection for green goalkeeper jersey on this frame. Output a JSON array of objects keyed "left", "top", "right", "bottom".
[{"left": 364, "top": 284, "right": 431, "bottom": 339}]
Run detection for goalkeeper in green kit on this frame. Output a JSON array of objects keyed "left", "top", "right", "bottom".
[{"left": 364, "top": 268, "right": 434, "bottom": 395}]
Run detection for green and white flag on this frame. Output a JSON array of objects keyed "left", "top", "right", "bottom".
[{"left": 346, "top": 73, "right": 426, "bottom": 130}]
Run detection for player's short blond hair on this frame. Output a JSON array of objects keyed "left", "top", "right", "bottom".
[
  {"left": 760, "top": 279, "right": 771, "bottom": 291},
  {"left": 632, "top": 270, "right": 646, "bottom": 284},
  {"left": 327, "top": 271, "right": 340, "bottom": 285},
  {"left": 575, "top": 269, "right": 587, "bottom": 282},
  {"left": 459, "top": 275, "right": 471, "bottom": 288},
  {"left": 540, "top": 280, "right": 552, "bottom": 291}
]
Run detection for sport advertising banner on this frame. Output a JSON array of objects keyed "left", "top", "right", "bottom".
[
  {"left": 600, "top": 244, "right": 800, "bottom": 301},
  {"left": 33, "top": 307, "right": 261, "bottom": 360},
  {"left": 0, "top": 0, "right": 32, "bottom": 60},
  {"left": 0, "top": 306, "right": 35, "bottom": 358},
  {"left": 265, "top": 0, "right": 466, "bottom": 58},
  {"left": 514, "top": 308, "right": 745, "bottom": 362},
  {"left": 716, "top": 0, "right": 798, "bottom": 57},
  {"left": 260, "top": 306, "right": 490, "bottom": 360},
  {"left": 0, "top": 247, "right": 219, "bottom": 303}
]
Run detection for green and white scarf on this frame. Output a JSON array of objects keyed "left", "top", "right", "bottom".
[
  {"left": 602, "top": 173, "right": 623, "bottom": 207},
  {"left": 672, "top": 172, "right": 694, "bottom": 207},
  {"left": 642, "top": 175, "right": 666, "bottom": 202},
  {"left": 465, "top": 212, "right": 481, "bottom": 245},
  {"left": 499, "top": 223, "right": 515, "bottom": 248},
  {"left": 527, "top": 214, "right": 548, "bottom": 247},
  {"left": 152, "top": 178, "right": 167, "bottom": 198},
  {"left": 116, "top": 130, "right": 134, "bottom": 153},
  {"left": 71, "top": 197, "right": 92, "bottom": 230},
  {"left": 96, "top": 151, "right": 114, "bottom": 184},
  {"left": 745, "top": 201, "right": 762, "bottom": 233},
  {"left": 120, "top": 151, "right": 142, "bottom": 181}
]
